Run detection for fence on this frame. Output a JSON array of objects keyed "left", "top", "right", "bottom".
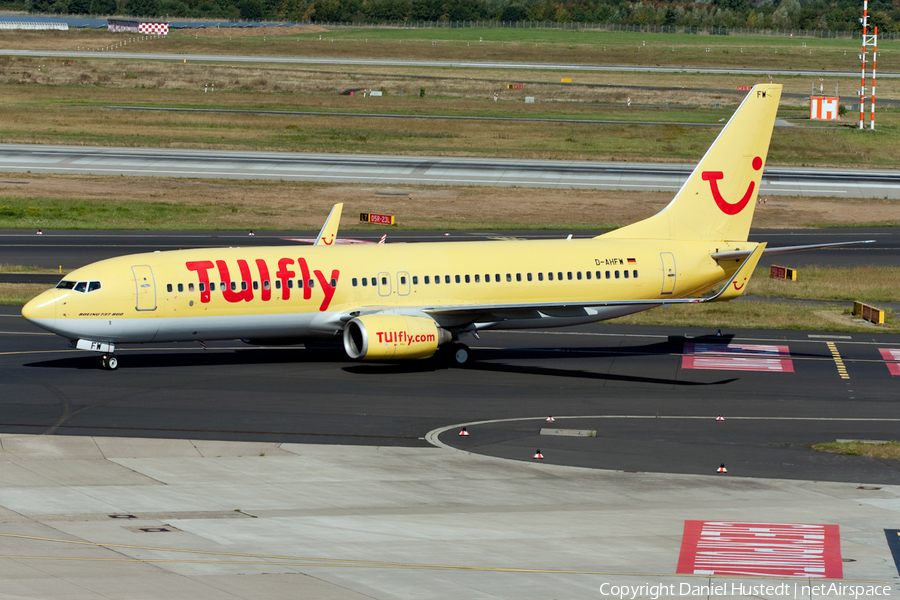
[
  {"left": 310, "top": 20, "right": 900, "bottom": 40},
  {"left": 0, "top": 21, "right": 68, "bottom": 30}
]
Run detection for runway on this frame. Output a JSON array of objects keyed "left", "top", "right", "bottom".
[
  {"left": 2, "top": 48, "right": 898, "bottom": 79},
  {"left": 3, "top": 144, "right": 899, "bottom": 198},
  {"left": 1, "top": 227, "right": 896, "bottom": 271}
]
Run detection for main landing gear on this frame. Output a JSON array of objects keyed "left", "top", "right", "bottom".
[
  {"left": 100, "top": 354, "right": 118, "bottom": 370},
  {"left": 441, "top": 342, "right": 469, "bottom": 366}
]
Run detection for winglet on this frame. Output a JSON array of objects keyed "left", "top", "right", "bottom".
[
  {"left": 708, "top": 242, "right": 767, "bottom": 302},
  {"left": 314, "top": 203, "right": 343, "bottom": 246}
]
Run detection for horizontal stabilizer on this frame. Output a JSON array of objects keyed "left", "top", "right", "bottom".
[{"left": 711, "top": 240, "right": 874, "bottom": 261}]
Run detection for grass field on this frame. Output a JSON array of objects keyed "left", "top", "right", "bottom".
[
  {"left": 812, "top": 440, "right": 900, "bottom": 459},
  {"left": 4, "top": 26, "right": 899, "bottom": 72},
  {"left": 1, "top": 26, "right": 899, "bottom": 167},
  {"left": 3, "top": 175, "right": 900, "bottom": 230}
]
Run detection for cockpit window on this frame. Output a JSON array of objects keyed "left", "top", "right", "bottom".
[
  {"left": 56, "top": 280, "right": 76, "bottom": 289},
  {"left": 88, "top": 281, "right": 102, "bottom": 292},
  {"left": 73, "top": 281, "right": 87, "bottom": 293}
]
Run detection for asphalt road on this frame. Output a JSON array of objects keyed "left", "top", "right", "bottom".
[
  {"left": 1, "top": 229, "right": 898, "bottom": 484},
  {"left": 3, "top": 144, "right": 899, "bottom": 198},
  {"left": 2, "top": 48, "right": 898, "bottom": 79}
]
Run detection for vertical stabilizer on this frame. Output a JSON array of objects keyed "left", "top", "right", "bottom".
[
  {"left": 602, "top": 84, "right": 781, "bottom": 242},
  {"left": 315, "top": 203, "right": 343, "bottom": 246}
]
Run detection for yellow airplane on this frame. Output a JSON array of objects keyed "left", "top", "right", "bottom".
[{"left": 19, "top": 84, "right": 866, "bottom": 370}]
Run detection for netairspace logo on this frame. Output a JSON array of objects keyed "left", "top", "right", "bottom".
[{"left": 598, "top": 583, "right": 893, "bottom": 599}]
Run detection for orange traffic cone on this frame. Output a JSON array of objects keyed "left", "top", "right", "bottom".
[
  {"left": 459, "top": 427, "right": 469, "bottom": 437},
  {"left": 545, "top": 416, "right": 555, "bottom": 423},
  {"left": 533, "top": 450, "right": 544, "bottom": 460},
  {"left": 716, "top": 415, "right": 725, "bottom": 422},
  {"left": 717, "top": 463, "right": 728, "bottom": 473}
]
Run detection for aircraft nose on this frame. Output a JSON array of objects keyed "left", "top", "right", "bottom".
[{"left": 22, "top": 288, "right": 59, "bottom": 330}]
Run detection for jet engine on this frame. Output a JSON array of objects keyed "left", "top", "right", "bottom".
[{"left": 343, "top": 314, "right": 451, "bottom": 360}]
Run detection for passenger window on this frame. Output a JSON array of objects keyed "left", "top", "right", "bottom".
[
  {"left": 465, "top": 275, "right": 470, "bottom": 283},
  {"left": 275, "top": 281, "right": 281, "bottom": 289},
  {"left": 230, "top": 281, "right": 237, "bottom": 291},
  {"left": 586, "top": 271, "right": 591, "bottom": 280},
  {"left": 615, "top": 270, "right": 620, "bottom": 279},
  {"left": 381, "top": 277, "right": 387, "bottom": 286},
  {"left": 211, "top": 282, "right": 217, "bottom": 291},
  {"left": 413, "top": 276, "right": 418, "bottom": 285},
  {"left": 506, "top": 274, "right": 511, "bottom": 282},
  {"left": 309, "top": 279, "right": 315, "bottom": 288},
  {"left": 633, "top": 270, "right": 639, "bottom": 278},
  {"left": 242, "top": 281, "right": 249, "bottom": 290},
  {"left": 176, "top": 283, "right": 182, "bottom": 292},
  {"left": 475, "top": 274, "right": 480, "bottom": 283},
  {"left": 495, "top": 274, "right": 500, "bottom": 282},
  {"left": 263, "top": 280, "right": 270, "bottom": 290},
  {"left": 89, "top": 281, "right": 102, "bottom": 292},
  {"left": 445, "top": 275, "right": 450, "bottom": 284},
  {"left": 288, "top": 280, "right": 294, "bottom": 289},
  {"left": 362, "top": 278, "right": 367, "bottom": 287},
  {"left": 434, "top": 276, "right": 440, "bottom": 285},
  {"left": 331, "top": 278, "right": 337, "bottom": 287},
  {"left": 167, "top": 284, "right": 173, "bottom": 293},
  {"left": 548, "top": 272, "right": 553, "bottom": 281},
  {"left": 297, "top": 279, "right": 304, "bottom": 289},
  {"left": 455, "top": 275, "right": 460, "bottom": 283},
  {"left": 605, "top": 271, "right": 611, "bottom": 279},
  {"left": 516, "top": 273, "right": 521, "bottom": 282},
  {"left": 527, "top": 273, "right": 532, "bottom": 281},
  {"left": 484, "top": 274, "right": 490, "bottom": 282},
  {"left": 424, "top": 276, "right": 430, "bottom": 284},
  {"left": 371, "top": 278, "right": 376, "bottom": 286},
  {"left": 188, "top": 283, "right": 194, "bottom": 292},
  {"left": 199, "top": 283, "right": 206, "bottom": 292},
  {"left": 624, "top": 270, "right": 629, "bottom": 279},
  {"left": 596, "top": 271, "right": 602, "bottom": 279},
  {"left": 401, "top": 276, "right": 407, "bottom": 285},
  {"left": 74, "top": 282, "right": 87, "bottom": 293},
  {"left": 577, "top": 272, "right": 582, "bottom": 280},
  {"left": 557, "top": 272, "right": 563, "bottom": 281},
  {"left": 538, "top": 273, "right": 543, "bottom": 281}
]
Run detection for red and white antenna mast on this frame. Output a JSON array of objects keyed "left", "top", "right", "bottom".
[{"left": 859, "top": 2, "right": 878, "bottom": 130}]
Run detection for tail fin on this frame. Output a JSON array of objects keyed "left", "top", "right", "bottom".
[
  {"left": 602, "top": 84, "right": 782, "bottom": 243},
  {"left": 315, "top": 203, "right": 343, "bottom": 246}
]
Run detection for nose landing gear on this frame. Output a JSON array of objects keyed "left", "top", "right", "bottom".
[{"left": 100, "top": 354, "right": 118, "bottom": 370}]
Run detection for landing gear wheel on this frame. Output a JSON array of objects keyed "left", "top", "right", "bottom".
[
  {"left": 99, "top": 355, "right": 108, "bottom": 369},
  {"left": 449, "top": 343, "right": 469, "bottom": 366},
  {"left": 100, "top": 354, "right": 118, "bottom": 370}
]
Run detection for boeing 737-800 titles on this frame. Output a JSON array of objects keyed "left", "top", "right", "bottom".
[{"left": 20, "top": 84, "right": 869, "bottom": 370}]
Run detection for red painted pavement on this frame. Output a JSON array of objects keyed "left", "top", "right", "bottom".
[
  {"left": 682, "top": 343, "right": 794, "bottom": 373},
  {"left": 879, "top": 348, "right": 900, "bottom": 376},
  {"left": 677, "top": 521, "right": 843, "bottom": 578}
]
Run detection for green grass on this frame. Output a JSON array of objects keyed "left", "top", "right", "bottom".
[
  {"left": 748, "top": 266, "right": 900, "bottom": 304},
  {"left": 612, "top": 299, "right": 898, "bottom": 332},
  {"left": 0, "top": 198, "right": 232, "bottom": 230},
  {"left": 812, "top": 441, "right": 900, "bottom": 460}
]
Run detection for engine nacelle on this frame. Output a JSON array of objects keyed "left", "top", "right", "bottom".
[{"left": 343, "top": 314, "right": 451, "bottom": 360}]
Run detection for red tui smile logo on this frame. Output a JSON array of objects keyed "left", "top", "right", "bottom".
[{"left": 702, "top": 156, "right": 763, "bottom": 215}]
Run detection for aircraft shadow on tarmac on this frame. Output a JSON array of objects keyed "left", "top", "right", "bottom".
[
  {"left": 24, "top": 348, "right": 348, "bottom": 370},
  {"left": 25, "top": 337, "right": 743, "bottom": 386}
]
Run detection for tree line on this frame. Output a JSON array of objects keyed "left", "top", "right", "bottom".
[{"left": 10, "top": 0, "right": 899, "bottom": 35}]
